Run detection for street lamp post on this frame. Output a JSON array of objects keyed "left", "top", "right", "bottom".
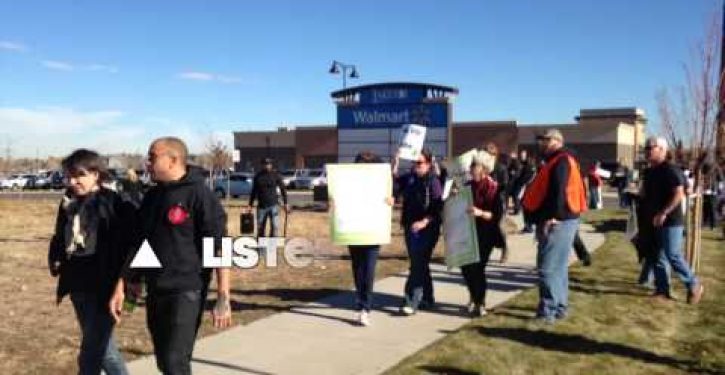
[{"left": 328, "top": 60, "right": 359, "bottom": 89}]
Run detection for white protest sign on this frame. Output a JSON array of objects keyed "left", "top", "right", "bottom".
[{"left": 398, "top": 124, "right": 427, "bottom": 161}]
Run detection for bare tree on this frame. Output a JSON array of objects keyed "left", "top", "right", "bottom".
[
  {"left": 685, "top": 12, "right": 721, "bottom": 169},
  {"left": 655, "top": 9, "right": 722, "bottom": 179},
  {"left": 655, "top": 88, "right": 680, "bottom": 148},
  {"left": 653, "top": 8, "right": 723, "bottom": 271},
  {"left": 204, "top": 135, "right": 232, "bottom": 175}
]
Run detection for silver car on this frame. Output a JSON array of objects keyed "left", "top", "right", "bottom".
[
  {"left": 214, "top": 172, "right": 254, "bottom": 198},
  {"left": 294, "top": 169, "right": 326, "bottom": 190}
]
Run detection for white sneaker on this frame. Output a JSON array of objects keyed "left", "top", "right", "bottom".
[
  {"left": 465, "top": 301, "right": 476, "bottom": 314},
  {"left": 401, "top": 305, "right": 416, "bottom": 316},
  {"left": 358, "top": 311, "right": 371, "bottom": 326}
]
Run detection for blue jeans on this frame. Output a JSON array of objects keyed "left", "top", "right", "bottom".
[
  {"left": 257, "top": 205, "right": 280, "bottom": 237},
  {"left": 70, "top": 292, "right": 128, "bottom": 375},
  {"left": 348, "top": 245, "right": 380, "bottom": 312},
  {"left": 404, "top": 225, "right": 440, "bottom": 309},
  {"left": 588, "top": 186, "right": 600, "bottom": 209},
  {"left": 536, "top": 218, "right": 579, "bottom": 319},
  {"left": 653, "top": 225, "right": 698, "bottom": 296}
]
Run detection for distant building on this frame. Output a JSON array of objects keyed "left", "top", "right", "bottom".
[
  {"left": 233, "top": 106, "right": 645, "bottom": 172},
  {"left": 233, "top": 82, "right": 646, "bottom": 172}
]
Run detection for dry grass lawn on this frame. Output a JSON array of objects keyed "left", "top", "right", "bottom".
[{"left": 0, "top": 198, "right": 429, "bottom": 374}]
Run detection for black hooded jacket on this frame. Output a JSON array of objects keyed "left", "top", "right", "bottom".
[
  {"left": 122, "top": 169, "right": 227, "bottom": 294},
  {"left": 48, "top": 188, "right": 136, "bottom": 308}
]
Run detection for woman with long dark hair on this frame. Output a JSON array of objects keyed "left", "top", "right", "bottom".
[{"left": 393, "top": 149, "right": 443, "bottom": 315}]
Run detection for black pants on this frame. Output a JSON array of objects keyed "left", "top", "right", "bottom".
[
  {"left": 572, "top": 232, "right": 590, "bottom": 262},
  {"left": 703, "top": 194, "right": 717, "bottom": 230},
  {"left": 460, "top": 244, "right": 494, "bottom": 306},
  {"left": 146, "top": 289, "right": 205, "bottom": 375}
]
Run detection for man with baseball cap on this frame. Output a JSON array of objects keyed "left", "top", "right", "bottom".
[
  {"left": 249, "top": 157, "right": 289, "bottom": 237},
  {"left": 522, "top": 129, "right": 587, "bottom": 324}
]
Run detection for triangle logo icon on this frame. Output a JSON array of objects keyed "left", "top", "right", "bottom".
[{"left": 129, "top": 239, "right": 162, "bottom": 269}]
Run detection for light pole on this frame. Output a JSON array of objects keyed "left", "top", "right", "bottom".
[{"left": 328, "top": 60, "right": 359, "bottom": 89}]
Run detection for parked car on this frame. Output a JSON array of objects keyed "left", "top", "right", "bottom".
[
  {"left": 0, "top": 174, "right": 33, "bottom": 190},
  {"left": 49, "top": 171, "right": 66, "bottom": 190},
  {"left": 281, "top": 169, "right": 309, "bottom": 189},
  {"left": 213, "top": 172, "right": 254, "bottom": 198},
  {"left": 34, "top": 170, "right": 57, "bottom": 189},
  {"left": 295, "top": 169, "right": 326, "bottom": 190}
]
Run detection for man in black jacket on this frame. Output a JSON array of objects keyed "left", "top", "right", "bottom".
[
  {"left": 110, "top": 137, "right": 231, "bottom": 375},
  {"left": 522, "top": 129, "right": 587, "bottom": 324},
  {"left": 249, "top": 158, "right": 289, "bottom": 237}
]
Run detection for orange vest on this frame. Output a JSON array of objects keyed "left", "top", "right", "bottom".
[{"left": 522, "top": 152, "right": 587, "bottom": 215}]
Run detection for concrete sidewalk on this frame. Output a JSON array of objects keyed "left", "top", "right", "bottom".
[{"left": 127, "top": 220, "right": 605, "bottom": 375}]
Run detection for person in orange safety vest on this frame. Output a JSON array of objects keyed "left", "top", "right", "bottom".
[{"left": 522, "top": 128, "right": 586, "bottom": 324}]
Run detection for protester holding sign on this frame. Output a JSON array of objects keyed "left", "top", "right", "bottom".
[
  {"left": 339, "top": 151, "right": 395, "bottom": 326},
  {"left": 482, "top": 142, "right": 510, "bottom": 263},
  {"left": 460, "top": 151, "right": 503, "bottom": 317},
  {"left": 398, "top": 124, "right": 427, "bottom": 161},
  {"left": 393, "top": 149, "right": 443, "bottom": 315}
]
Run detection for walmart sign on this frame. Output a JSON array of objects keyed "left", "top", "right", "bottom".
[
  {"left": 331, "top": 83, "right": 457, "bottom": 161},
  {"left": 338, "top": 103, "right": 448, "bottom": 129}
]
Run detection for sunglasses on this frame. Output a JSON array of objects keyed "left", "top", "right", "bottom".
[
  {"left": 414, "top": 160, "right": 428, "bottom": 166},
  {"left": 644, "top": 145, "right": 657, "bottom": 151}
]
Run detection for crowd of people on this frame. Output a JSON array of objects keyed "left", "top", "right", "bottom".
[{"left": 47, "top": 131, "right": 716, "bottom": 375}]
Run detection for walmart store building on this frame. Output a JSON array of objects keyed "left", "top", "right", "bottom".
[{"left": 233, "top": 82, "right": 646, "bottom": 172}]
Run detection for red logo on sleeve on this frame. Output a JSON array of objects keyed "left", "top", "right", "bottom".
[{"left": 167, "top": 205, "right": 189, "bottom": 225}]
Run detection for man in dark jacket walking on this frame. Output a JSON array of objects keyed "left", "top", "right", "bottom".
[
  {"left": 249, "top": 158, "right": 289, "bottom": 237},
  {"left": 110, "top": 137, "right": 232, "bottom": 375}
]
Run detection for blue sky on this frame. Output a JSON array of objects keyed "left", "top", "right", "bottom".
[{"left": 0, "top": 0, "right": 718, "bottom": 157}]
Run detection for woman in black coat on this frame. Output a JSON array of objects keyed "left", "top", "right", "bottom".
[{"left": 48, "top": 149, "right": 135, "bottom": 375}]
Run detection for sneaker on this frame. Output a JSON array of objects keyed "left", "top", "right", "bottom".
[
  {"left": 465, "top": 301, "right": 476, "bottom": 315},
  {"left": 470, "top": 304, "right": 487, "bottom": 318},
  {"left": 401, "top": 305, "right": 416, "bottom": 316},
  {"left": 687, "top": 283, "right": 704, "bottom": 305},
  {"left": 357, "top": 311, "right": 371, "bottom": 326}
]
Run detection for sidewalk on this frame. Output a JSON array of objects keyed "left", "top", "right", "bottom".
[{"left": 127, "top": 219, "right": 605, "bottom": 375}]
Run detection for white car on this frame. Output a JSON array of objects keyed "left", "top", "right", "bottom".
[
  {"left": 281, "top": 169, "right": 309, "bottom": 189},
  {"left": 295, "top": 169, "right": 326, "bottom": 190},
  {"left": 1, "top": 174, "right": 33, "bottom": 190}
]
